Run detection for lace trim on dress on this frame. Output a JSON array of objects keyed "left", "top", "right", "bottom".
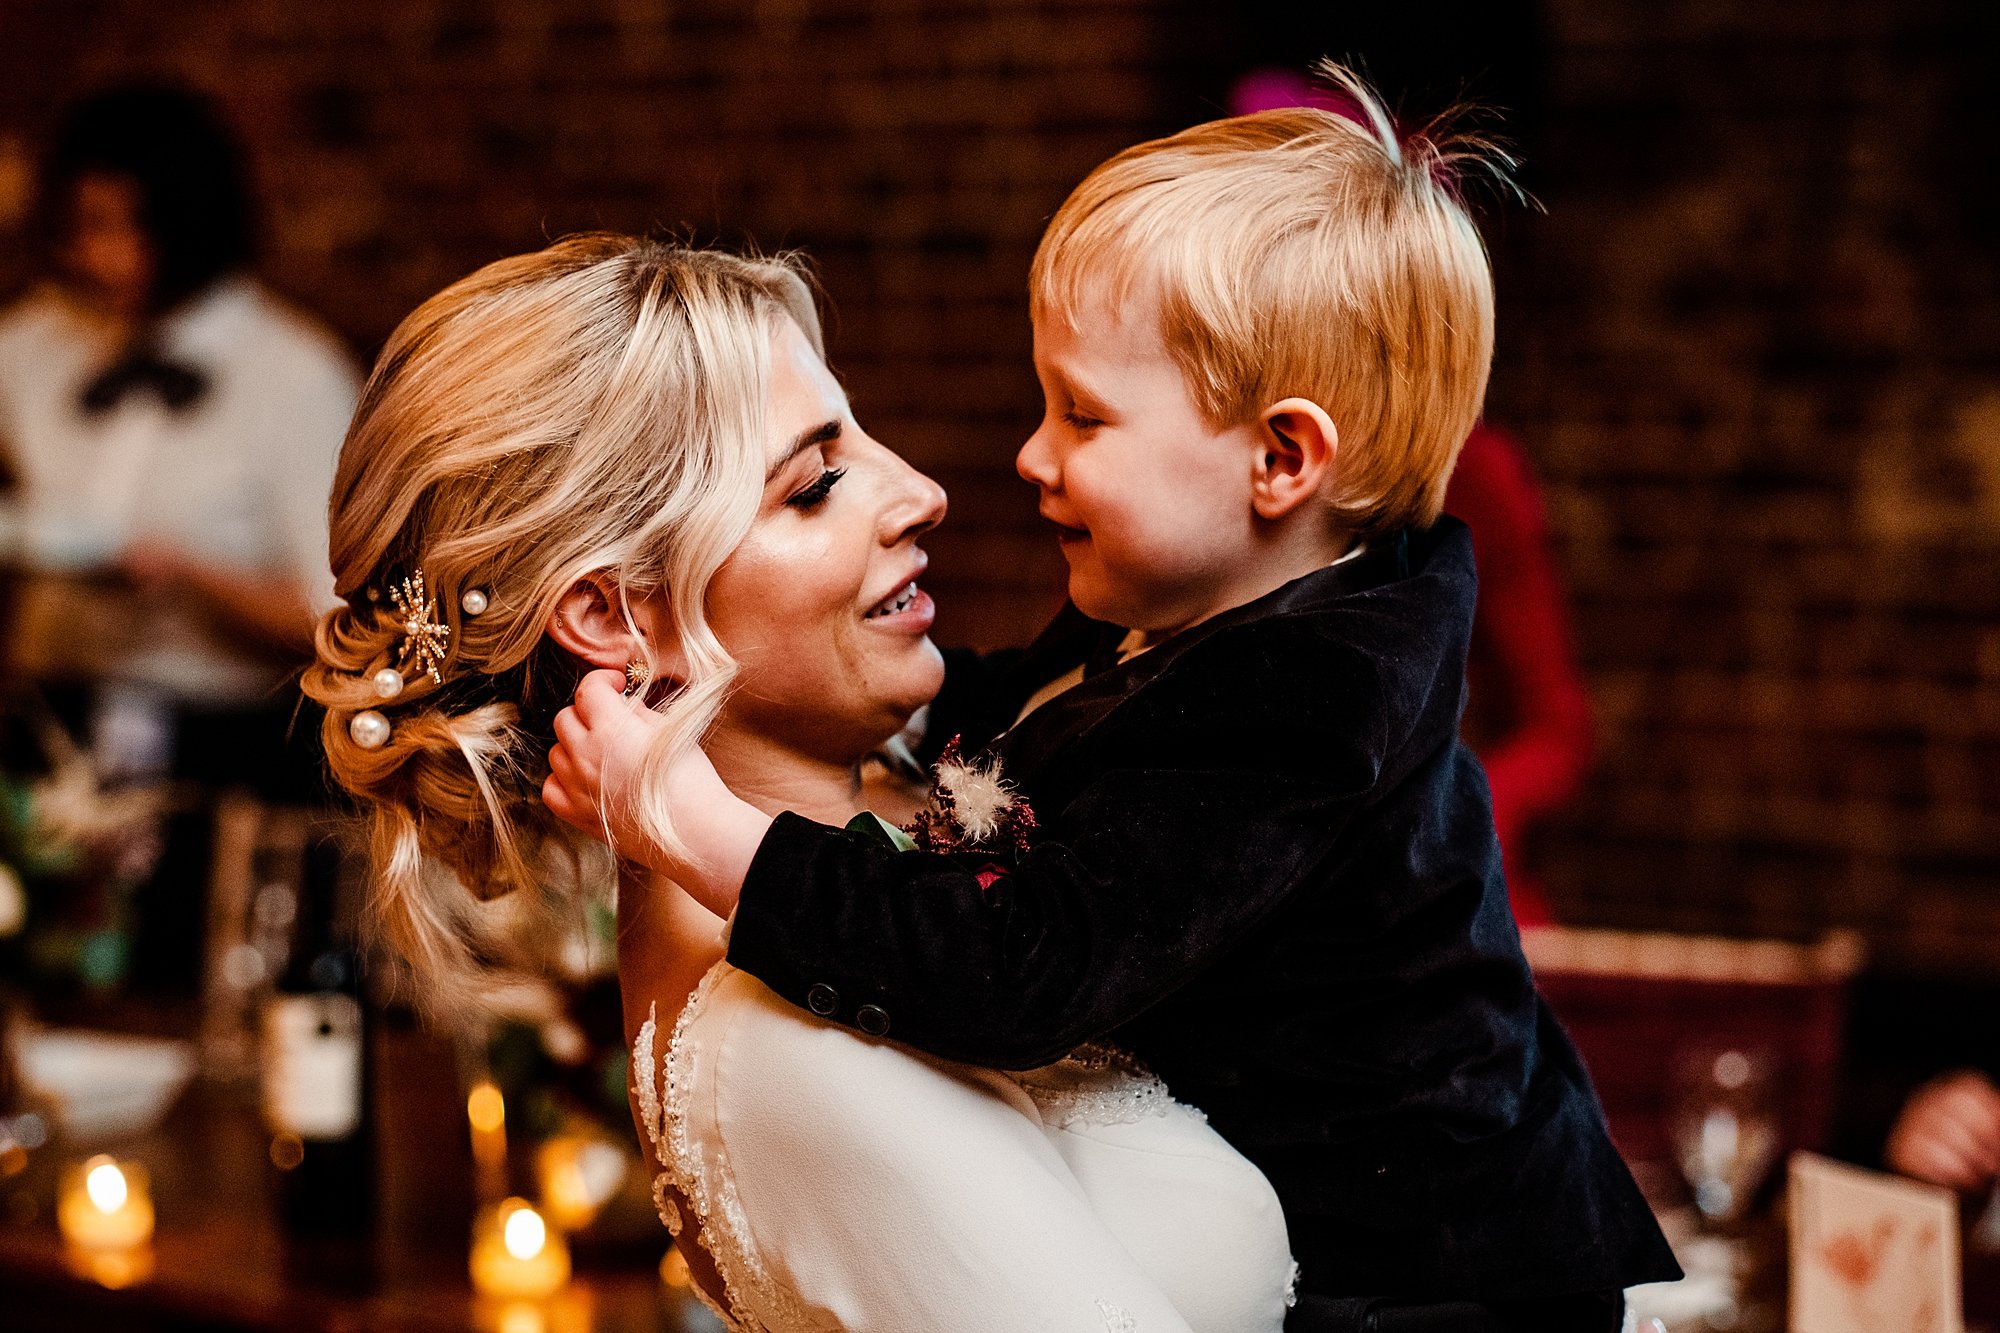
[
  {"left": 634, "top": 966, "right": 832, "bottom": 1333},
  {"left": 1011, "top": 1043, "right": 1204, "bottom": 1130}
]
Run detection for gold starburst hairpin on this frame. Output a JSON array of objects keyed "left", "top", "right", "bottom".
[{"left": 390, "top": 570, "right": 451, "bottom": 684}]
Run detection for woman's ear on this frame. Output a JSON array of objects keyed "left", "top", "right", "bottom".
[
  {"left": 1252, "top": 398, "right": 1339, "bottom": 521},
  {"left": 545, "top": 573, "right": 683, "bottom": 679}
]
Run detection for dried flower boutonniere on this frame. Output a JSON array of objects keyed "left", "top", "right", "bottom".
[{"left": 846, "top": 738, "right": 1037, "bottom": 887}]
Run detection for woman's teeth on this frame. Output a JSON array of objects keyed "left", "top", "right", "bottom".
[{"left": 866, "top": 582, "right": 919, "bottom": 619}]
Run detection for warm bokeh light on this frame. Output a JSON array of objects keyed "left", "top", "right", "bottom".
[
  {"left": 497, "top": 1301, "right": 545, "bottom": 1333},
  {"left": 268, "top": 1133, "right": 305, "bottom": 1171},
  {"left": 468, "top": 1082, "right": 506, "bottom": 1135},
  {"left": 58, "top": 1156, "right": 153, "bottom": 1254},
  {"left": 470, "top": 1197, "right": 569, "bottom": 1300},
  {"left": 85, "top": 1160, "right": 128, "bottom": 1212},
  {"left": 502, "top": 1203, "right": 547, "bottom": 1261}
]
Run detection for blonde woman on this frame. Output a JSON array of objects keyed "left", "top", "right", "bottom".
[{"left": 304, "top": 235, "right": 1293, "bottom": 1333}]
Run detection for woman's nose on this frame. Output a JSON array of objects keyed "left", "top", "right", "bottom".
[{"left": 881, "top": 452, "right": 948, "bottom": 544}]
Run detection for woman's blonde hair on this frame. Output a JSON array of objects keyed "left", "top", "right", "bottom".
[
  {"left": 1030, "top": 62, "right": 1507, "bottom": 538},
  {"left": 302, "top": 234, "right": 819, "bottom": 1016}
]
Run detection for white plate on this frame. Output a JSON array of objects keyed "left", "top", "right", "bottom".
[{"left": 17, "top": 1028, "right": 196, "bottom": 1144}]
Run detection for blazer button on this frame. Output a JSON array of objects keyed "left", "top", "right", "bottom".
[
  {"left": 806, "top": 983, "right": 839, "bottom": 1016},
  {"left": 855, "top": 1004, "right": 891, "bottom": 1038}
]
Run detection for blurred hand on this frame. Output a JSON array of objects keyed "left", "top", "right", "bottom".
[
  {"left": 117, "top": 536, "right": 190, "bottom": 593},
  {"left": 1886, "top": 1070, "right": 2000, "bottom": 1192}
]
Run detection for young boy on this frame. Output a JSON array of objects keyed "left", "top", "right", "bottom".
[{"left": 550, "top": 73, "right": 1677, "bottom": 1331}]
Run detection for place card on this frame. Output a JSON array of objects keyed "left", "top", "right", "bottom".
[{"left": 1790, "top": 1151, "right": 1961, "bottom": 1333}]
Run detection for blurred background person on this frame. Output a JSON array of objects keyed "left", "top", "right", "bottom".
[
  {"left": 1445, "top": 421, "right": 1593, "bottom": 929},
  {"left": 0, "top": 84, "right": 356, "bottom": 992}
]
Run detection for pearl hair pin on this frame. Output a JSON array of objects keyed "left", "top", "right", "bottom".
[
  {"left": 345, "top": 570, "right": 492, "bottom": 750},
  {"left": 349, "top": 710, "right": 391, "bottom": 750}
]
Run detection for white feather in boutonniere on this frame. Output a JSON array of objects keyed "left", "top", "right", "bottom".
[{"left": 845, "top": 737, "right": 1037, "bottom": 860}]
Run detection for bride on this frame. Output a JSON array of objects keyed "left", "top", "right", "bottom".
[{"left": 303, "top": 234, "right": 1294, "bottom": 1332}]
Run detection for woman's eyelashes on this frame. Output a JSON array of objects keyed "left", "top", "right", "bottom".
[
  {"left": 1061, "top": 410, "right": 1103, "bottom": 431},
  {"left": 784, "top": 466, "right": 847, "bottom": 511}
]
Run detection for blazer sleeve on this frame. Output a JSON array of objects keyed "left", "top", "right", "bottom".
[{"left": 724, "top": 643, "right": 1396, "bottom": 1069}]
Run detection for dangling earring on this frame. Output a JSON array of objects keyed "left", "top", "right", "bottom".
[{"left": 624, "top": 658, "right": 653, "bottom": 699}]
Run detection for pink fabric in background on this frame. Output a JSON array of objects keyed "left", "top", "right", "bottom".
[{"left": 1227, "top": 67, "right": 1366, "bottom": 122}]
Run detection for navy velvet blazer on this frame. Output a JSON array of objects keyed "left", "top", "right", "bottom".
[{"left": 726, "top": 519, "right": 1679, "bottom": 1302}]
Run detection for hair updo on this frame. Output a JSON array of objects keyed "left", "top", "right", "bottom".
[{"left": 302, "top": 234, "right": 820, "bottom": 1015}]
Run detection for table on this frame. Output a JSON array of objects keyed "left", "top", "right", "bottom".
[{"left": 0, "top": 1018, "right": 718, "bottom": 1333}]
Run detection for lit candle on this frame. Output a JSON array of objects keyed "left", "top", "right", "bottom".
[
  {"left": 468, "top": 1079, "right": 508, "bottom": 1202},
  {"left": 470, "top": 1197, "right": 570, "bottom": 1300},
  {"left": 57, "top": 1157, "right": 154, "bottom": 1251}
]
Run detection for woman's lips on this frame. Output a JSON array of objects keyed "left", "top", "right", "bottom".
[{"left": 863, "top": 581, "right": 935, "bottom": 632}]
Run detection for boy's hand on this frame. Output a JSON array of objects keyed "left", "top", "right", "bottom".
[
  {"left": 544, "top": 669, "right": 665, "bottom": 853},
  {"left": 544, "top": 669, "right": 770, "bottom": 918}
]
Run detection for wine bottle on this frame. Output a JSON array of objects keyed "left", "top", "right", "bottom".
[{"left": 259, "top": 833, "right": 374, "bottom": 1242}]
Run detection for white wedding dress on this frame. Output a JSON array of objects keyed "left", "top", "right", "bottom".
[{"left": 633, "top": 961, "right": 1296, "bottom": 1333}]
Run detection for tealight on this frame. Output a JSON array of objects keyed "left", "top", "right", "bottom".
[
  {"left": 470, "top": 1197, "right": 570, "bottom": 1300},
  {"left": 58, "top": 1156, "right": 154, "bottom": 1251}
]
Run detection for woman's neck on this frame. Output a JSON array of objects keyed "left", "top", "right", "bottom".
[{"left": 704, "top": 724, "right": 870, "bottom": 827}]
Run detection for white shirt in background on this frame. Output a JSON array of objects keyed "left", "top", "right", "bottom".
[{"left": 0, "top": 277, "right": 358, "bottom": 706}]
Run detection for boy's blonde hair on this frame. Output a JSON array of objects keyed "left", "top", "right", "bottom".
[
  {"left": 1030, "top": 64, "right": 1505, "bottom": 537},
  {"left": 303, "top": 234, "right": 818, "bottom": 1016}
]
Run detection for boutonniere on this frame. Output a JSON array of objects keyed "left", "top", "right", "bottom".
[{"left": 847, "top": 738, "right": 1037, "bottom": 874}]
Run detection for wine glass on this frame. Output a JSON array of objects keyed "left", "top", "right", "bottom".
[{"left": 1670, "top": 1046, "right": 1781, "bottom": 1226}]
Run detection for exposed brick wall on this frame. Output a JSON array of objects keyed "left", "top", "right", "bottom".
[
  {"left": 1492, "top": 0, "right": 2000, "bottom": 972},
  {"left": 2, "top": 1, "right": 1996, "bottom": 973},
  {"left": 0, "top": 0, "right": 1186, "bottom": 646}
]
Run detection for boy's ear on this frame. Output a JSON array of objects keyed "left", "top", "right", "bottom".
[
  {"left": 545, "top": 573, "right": 686, "bottom": 680},
  {"left": 1251, "top": 397, "right": 1338, "bottom": 521}
]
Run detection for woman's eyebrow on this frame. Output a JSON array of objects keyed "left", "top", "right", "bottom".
[{"left": 766, "top": 418, "right": 842, "bottom": 482}]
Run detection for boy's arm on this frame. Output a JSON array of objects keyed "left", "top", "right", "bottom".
[
  {"left": 548, "top": 628, "right": 1397, "bottom": 1069},
  {"left": 723, "top": 755, "right": 1362, "bottom": 1070}
]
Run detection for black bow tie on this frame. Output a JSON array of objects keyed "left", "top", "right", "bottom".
[{"left": 79, "top": 347, "right": 210, "bottom": 416}]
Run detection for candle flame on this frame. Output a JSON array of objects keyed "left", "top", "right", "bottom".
[
  {"left": 468, "top": 1082, "right": 506, "bottom": 1135},
  {"left": 502, "top": 1203, "right": 546, "bottom": 1260},
  {"left": 85, "top": 1160, "right": 128, "bottom": 1213}
]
